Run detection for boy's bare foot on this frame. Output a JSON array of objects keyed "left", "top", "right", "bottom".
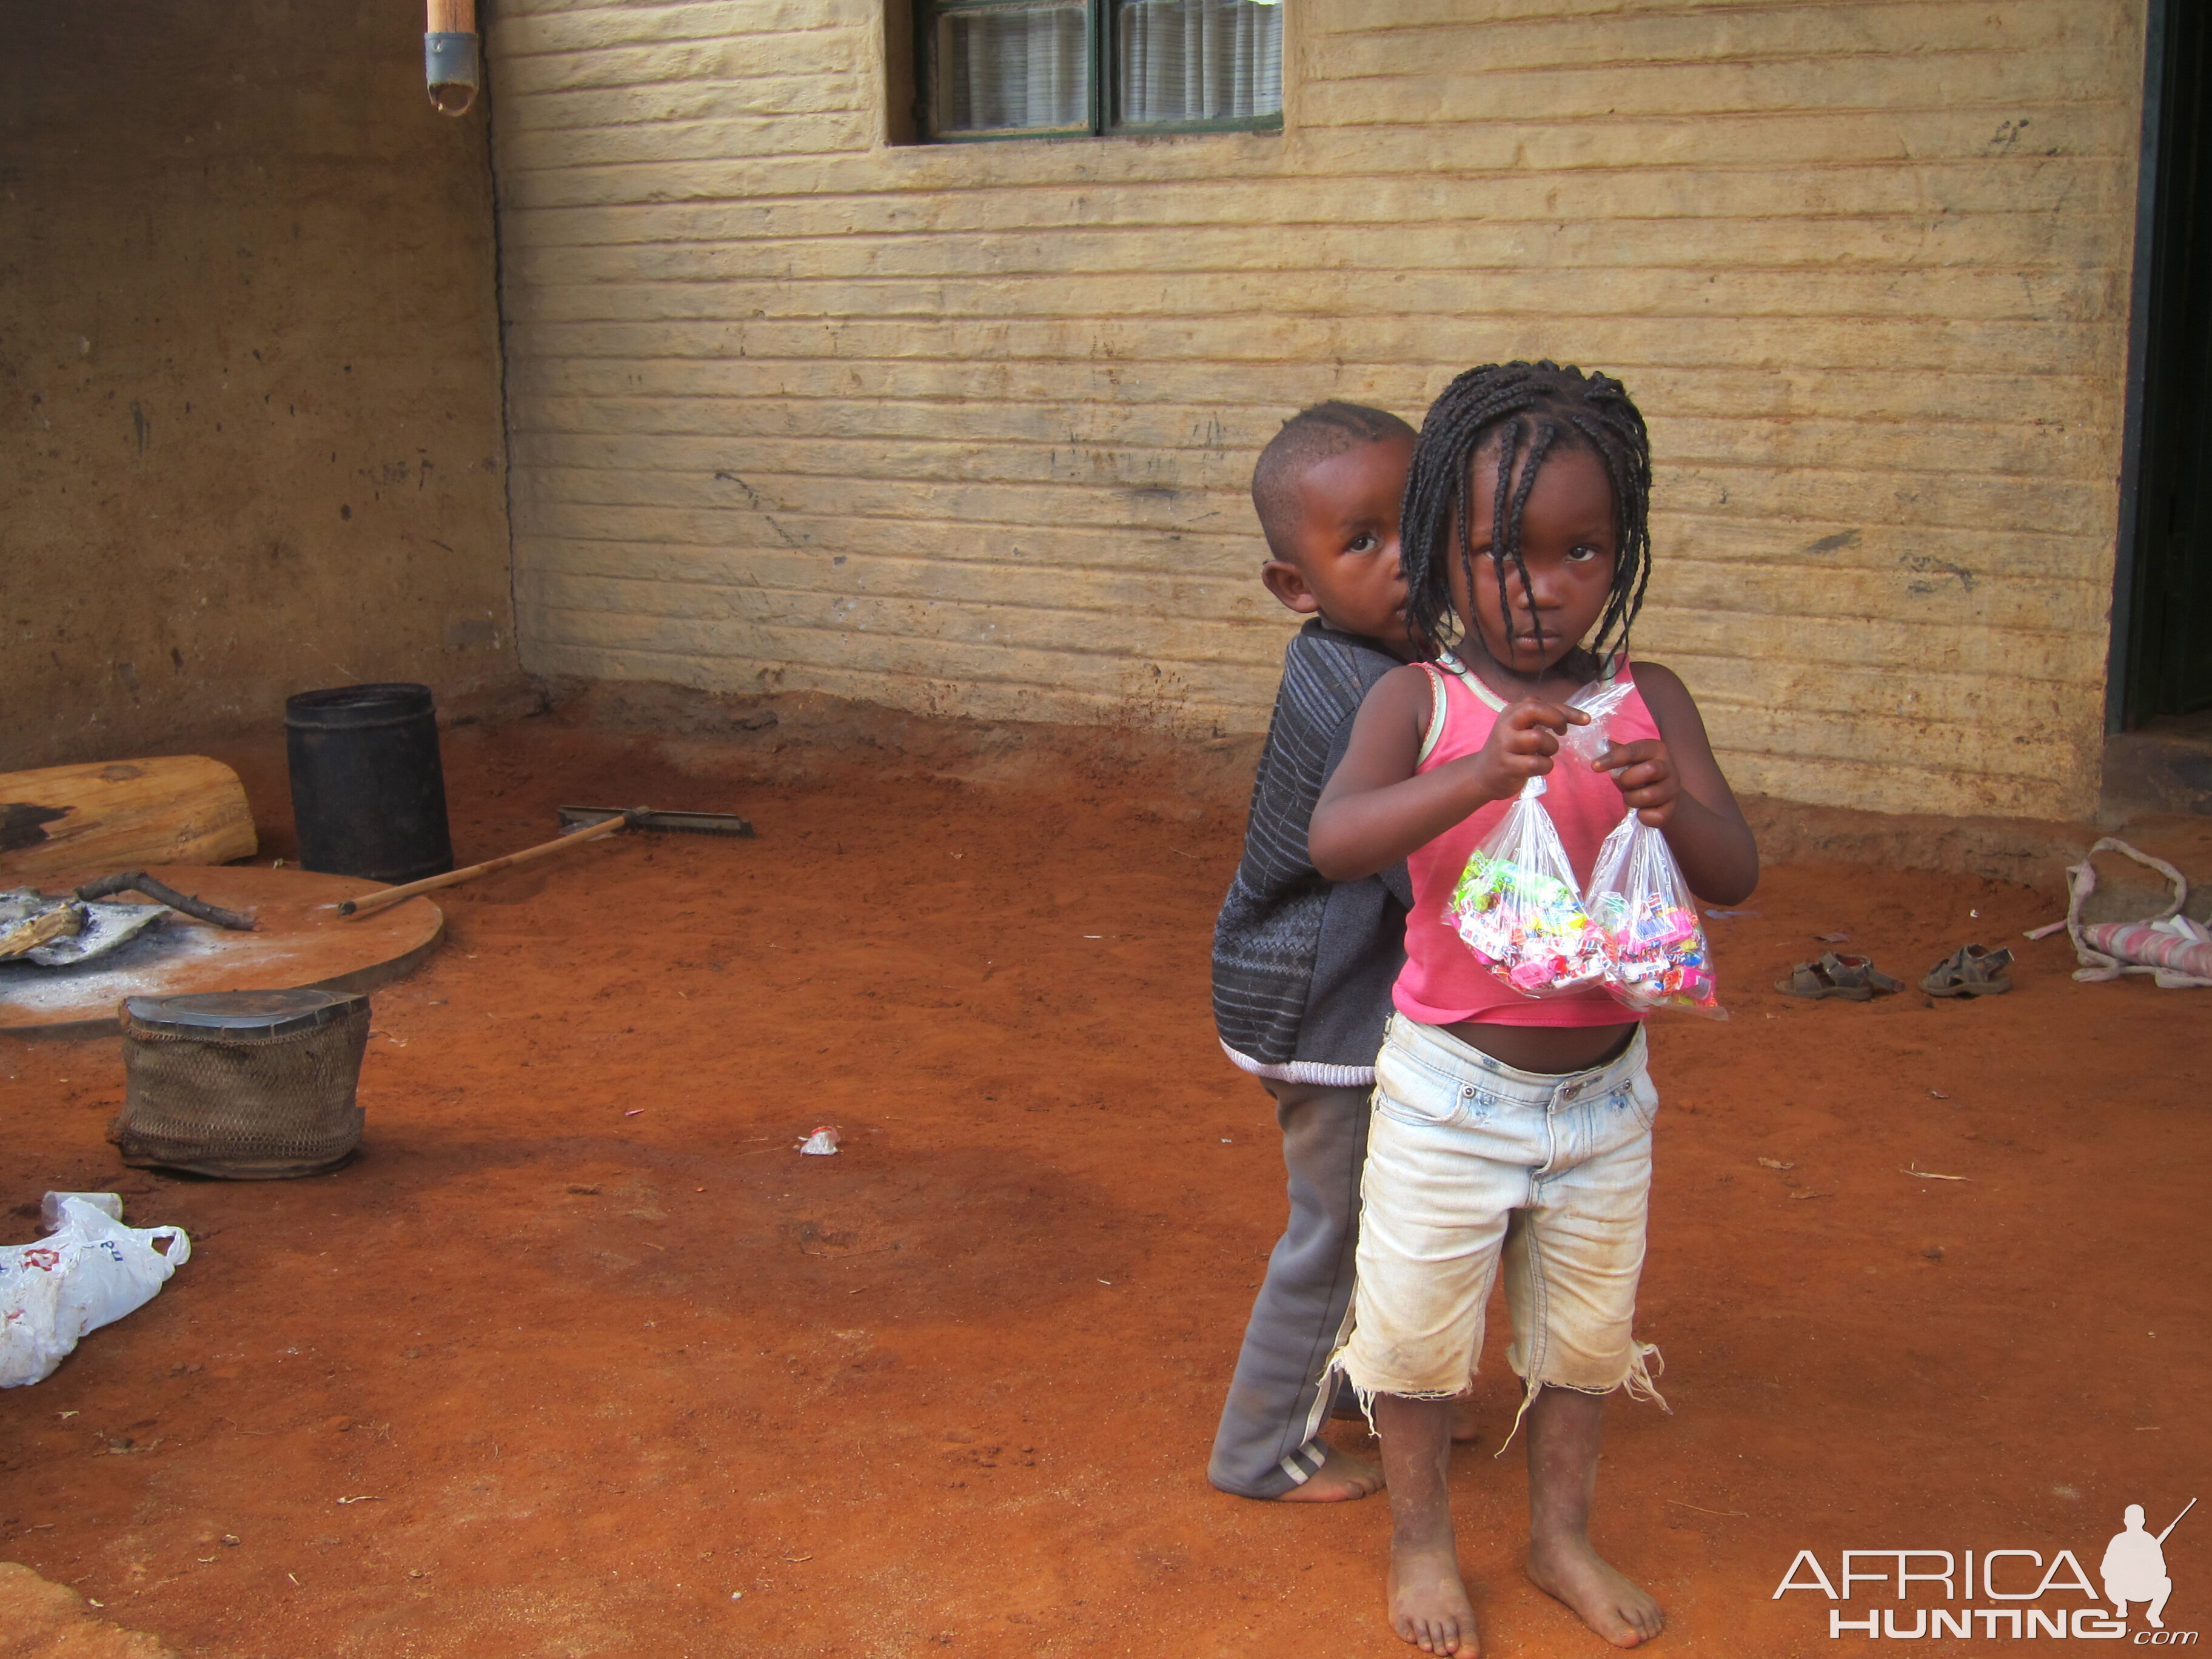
[
  {"left": 1272, "top": 1443, "right": 1384, "bottom": 1502},
  {"left": 1526, "top": 1532, "right": 1664, "bottom": 1649},
  {"left": 1390, "top": 1541, "right": 1479, "bottom": 1655}
]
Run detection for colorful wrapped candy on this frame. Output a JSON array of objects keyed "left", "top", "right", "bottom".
[
  {"left": 1446, "top": 780, "right": 1610, "bottom": 997},
  {"left": 1584, "top": 813, "right": 1727, "bottom": 1019}
]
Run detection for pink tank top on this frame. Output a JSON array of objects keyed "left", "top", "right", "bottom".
[{"left": 1394, "top": 654, "right": 1661, "bottom": 1028}]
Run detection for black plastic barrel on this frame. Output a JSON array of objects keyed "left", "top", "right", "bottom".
[{"left": 284, "top": 683, "right": 454, "bottom": 883}]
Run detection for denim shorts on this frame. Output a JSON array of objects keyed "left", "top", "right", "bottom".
[{"left": 1331, "top": 1014, "right": 1666, "bottom": 1425}]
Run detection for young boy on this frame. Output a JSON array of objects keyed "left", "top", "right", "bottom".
[{"left": 1208, "top": 401, "right": 1421, "bottom": 1502}]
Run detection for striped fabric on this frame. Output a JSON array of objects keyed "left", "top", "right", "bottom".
[
  {"left": 2080, "top": 920, "right": 2212, "bottom": 987},
  {"left": 1213, "top": 622, "right": 1412, "bottom": 1083}
]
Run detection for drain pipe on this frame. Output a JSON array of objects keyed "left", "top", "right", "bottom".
[{"left": 426, "top": 0, "right": 480, "bottom": 116}]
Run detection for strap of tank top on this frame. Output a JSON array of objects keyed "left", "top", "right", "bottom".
[
  {"left": 1432, "top": 651, "right": 1508, "bottom": 711},
  {"left": 1415, "top": 663, "right": 1450, "bottom": 767},
  {"left": 1416, "top": 652, "right": 1510, "bottom": 767}
]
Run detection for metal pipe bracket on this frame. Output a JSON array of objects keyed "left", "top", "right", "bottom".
[{"left": 425, "top": 31, "right": 480, "bottom": 116}]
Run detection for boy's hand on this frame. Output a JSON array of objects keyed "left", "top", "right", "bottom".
[
  {"left": 1597, "top": 739, "right": 1680, "bottom": 826},
  {"left": 1464, "top": 699, "right": 1588, "bottom": 801}
]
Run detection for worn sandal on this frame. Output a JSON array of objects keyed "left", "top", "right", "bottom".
[
  {"left": 1921, "top": 943, "right": 2014, "bottom": 997},
  {"left": 1775, "top": 952, "right": 1905, "bottom": 1001}
]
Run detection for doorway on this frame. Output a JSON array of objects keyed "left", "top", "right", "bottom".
[{"left": 2117, "top": 0, "right": 2212, "bottom": 729}]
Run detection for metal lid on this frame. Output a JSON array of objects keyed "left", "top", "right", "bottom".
[
  {"left": 124, "top": 987, "right": 364, "bottom": 1037},
  {"left": 284, "top": 682, "right": 436, "bottom": 731}
]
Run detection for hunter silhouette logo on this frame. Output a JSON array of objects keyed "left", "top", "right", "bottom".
[
  {"left": 2105, "top": 1500, "right": 2191, "bottom": 1631},
  {"left": 1775, "top": 1496, "right": 2197, "bottom": 1641}
]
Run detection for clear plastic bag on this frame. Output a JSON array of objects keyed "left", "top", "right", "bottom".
[
  {"left": 1584, "top": 814, "right": 1726, "bottom": 1019},
  {"left": 1560, "top": 674, "right": 1637, "bottom": 769},
  {"left": 1440, "top": 673, "right": 1634, "bottom": 999},
  {"left": 1446, "top": 777, "right": 1610, "bottom": 997}
]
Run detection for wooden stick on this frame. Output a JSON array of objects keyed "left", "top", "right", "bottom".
[
  {"left": 337, "top": 809, "right": 641, "bottom": 920},
  {"left": 76, "top": 871, "right": 256, "bottom": 931},
  {"left": 427, "top": 0, "right": 475, "bottom": 32},
  {"left": 0, "top": 905, "right": 82, "bottom": 961}
]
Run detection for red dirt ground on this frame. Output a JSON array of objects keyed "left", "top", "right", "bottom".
[{"left": 2, "top": 711, "right": 2205, "bottom": 1657}]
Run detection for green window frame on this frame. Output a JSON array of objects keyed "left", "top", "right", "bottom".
[{"left": 916, "top": 0, "right": 1284, "bottom": 143}]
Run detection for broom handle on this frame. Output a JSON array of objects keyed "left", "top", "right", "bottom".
[
  {"left": 337, "top": 809, "right": 641, "bottom": 920},
  {"left": 427, "top": 0, "right": 474, "bottom": 31}
]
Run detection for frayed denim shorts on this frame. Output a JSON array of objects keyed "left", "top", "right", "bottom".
[{"left": 1330, "top": 1014, "right": 1666, "bottom": 1429}]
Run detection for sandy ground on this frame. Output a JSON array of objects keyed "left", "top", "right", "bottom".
[
  {"left": 0, "top": 1560, "right": 176, "bottom": 1657},
  {"left": 1, "top": 711, "right": 2205, "bottom": 1657}
]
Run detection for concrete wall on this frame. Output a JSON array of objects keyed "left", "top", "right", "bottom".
[
  {"left": 491, "top": 0, "right": 2147, "bottom": 820},
  {"left": 1, "top": 1, "right": 514, "bottom": 771}
]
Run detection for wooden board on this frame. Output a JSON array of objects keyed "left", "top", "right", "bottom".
[
  {"left": 0, "top": 866, "right": 441, "bottom": 1039},
  {"left": 1, "top": 756, "right": 257, "bottom": 881}
]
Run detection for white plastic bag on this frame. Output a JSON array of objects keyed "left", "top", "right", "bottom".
[{"left": 0, "top": 1196, "right": 190, "bottom": 1387}]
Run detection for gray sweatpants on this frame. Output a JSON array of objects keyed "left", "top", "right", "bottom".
[{"left": 1207, "top": 1077, "right": 1371, "bottom": 1498}]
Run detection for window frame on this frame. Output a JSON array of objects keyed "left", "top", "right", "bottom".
[{"left": 914, "top": 0, "right": 1284, "bottom": 144}]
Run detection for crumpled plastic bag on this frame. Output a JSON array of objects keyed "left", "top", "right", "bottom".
[
  {"left": 0, "top": 1196, "right": 191, "bottom": 1387},
  {"left": 1584, "top": 814, "right": 1726, "bottom": 1019}
]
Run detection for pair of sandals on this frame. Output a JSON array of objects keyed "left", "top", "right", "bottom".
[{"left": 1776, "top": 945, "right": 2013, "bottom": 1002}]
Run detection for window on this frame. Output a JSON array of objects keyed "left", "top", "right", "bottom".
[{"left": 915, "top": 0, "right": 1282, "bottom": 141}]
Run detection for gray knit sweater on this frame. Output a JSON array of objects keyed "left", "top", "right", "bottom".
[{"left": 1213, "top": 621, "right": 1414, "bottom": 1086}]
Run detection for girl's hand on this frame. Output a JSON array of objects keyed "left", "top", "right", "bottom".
[
  {"left": 1463, "top": 698, "right": 1588, "bottom": 801},
  {"left": 1597, "top": 739, "right": 1680, "bottom": 826}
]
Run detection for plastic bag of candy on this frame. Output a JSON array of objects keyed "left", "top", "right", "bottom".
[
  {"left": 1583, "top": 814, "right": 1727, "bottom": 1019},
  {"left": 1446, "top": 777, "right": 1610, "bottom": 997}
]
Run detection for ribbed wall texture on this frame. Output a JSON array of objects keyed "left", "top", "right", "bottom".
[{"left": 489, "top": 0, "right": 2147, "bottom": 819}]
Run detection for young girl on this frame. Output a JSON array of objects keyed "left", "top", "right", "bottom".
[{"left": 1309, "top": 362, "right": 1757, "bottom": 1655}]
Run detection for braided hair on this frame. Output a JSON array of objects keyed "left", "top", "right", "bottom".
[{"left": 1401, "top": 361, "right": 1652, "bottom": 674}]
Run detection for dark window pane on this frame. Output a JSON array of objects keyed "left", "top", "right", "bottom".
[
  {"left": 933, "top": 2, "right": 1091, "bottom": 133},
  {"left": 1116, "top": 0, "right": 1281, "bottom": 125}
]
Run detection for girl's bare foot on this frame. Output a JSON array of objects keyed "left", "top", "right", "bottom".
[
  {"left": 1521, "top": 1386, "right": 1661, "bottom": 1645},
  {"left": 1390, "top": 1541, "right": 1480, "bottom": 1655},
  {"left": 1376, "top": 1396, "right": 1478, "bottom": 1654},
  {"left": 1526, "top": 1532, "right": 1664, "bottom": 1648},
  {"left": 1272, "top": 1443, "right": 1384, "bottom": 1502}
]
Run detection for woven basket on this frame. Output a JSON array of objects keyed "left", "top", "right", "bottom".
[{"left": 112, "top": 991, "right": 369, "bottom": 1179}]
